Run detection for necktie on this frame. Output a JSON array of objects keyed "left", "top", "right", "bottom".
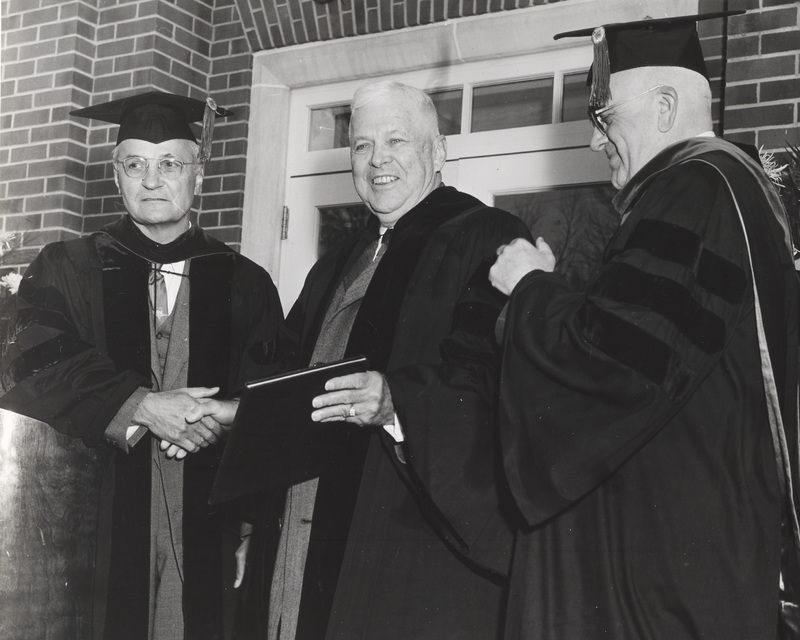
[
  {"left": 373, "top": 227, "right": 393, "bottom": 261},
  {"left": 149, "top": 264, "right": 169, "bottom": 328}
]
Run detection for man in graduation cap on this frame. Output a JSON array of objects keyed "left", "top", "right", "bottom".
[
  {"left": 0, "top": 91, "right": 283, "bottom": 639},
  {"left": 477, "top": 11, "right": 800, "bottom": 639}
]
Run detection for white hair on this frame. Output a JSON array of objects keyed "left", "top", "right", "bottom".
[{"left": 349, "top": 80, "right": 440, "bottom": 138}]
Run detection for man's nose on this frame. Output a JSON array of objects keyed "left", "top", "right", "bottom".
[
  {"left": 589, "top": 126, "right": 608, "bottom": 152},
  {"left": 141, "top": 162, "right": 163, "bottom": 188},
  {"left": 370, "top": 143, "right": 390, "bottom": 167}
]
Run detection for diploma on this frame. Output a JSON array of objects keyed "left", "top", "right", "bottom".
[{"left": 209, "top": 356, "right": 368, "bottom": 504}]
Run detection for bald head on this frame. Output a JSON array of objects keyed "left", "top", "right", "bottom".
[
  {"left": 619, "top": 66, "right": 712, "bottom": 136},
  {"left": 590, "top": 67, "right": 713, "bottom": 188}
]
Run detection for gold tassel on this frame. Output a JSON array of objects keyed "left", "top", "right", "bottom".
[
  {"left": 200, "top": 97, "right": 217, "bottom": 163},
  {"left": 590, "top": 27, "right": 611, "bottom": 108}
]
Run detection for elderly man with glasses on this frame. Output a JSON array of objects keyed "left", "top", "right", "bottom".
[
  {"left": 1, "top": 91, "right": 283, "bottom": 640},
  {"left": 412, "top": 11, "right": 800, "bottom": 640}
]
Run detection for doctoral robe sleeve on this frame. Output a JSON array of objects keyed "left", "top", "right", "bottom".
[
  {"left": 499, "top": 161, "right": 754, "bottom": 527},
  {"left": 385, "top": 211, "right": 531, "bottom": 576},
  {"left": 0, "top": 241, "right": 149, "bottom": 445}
]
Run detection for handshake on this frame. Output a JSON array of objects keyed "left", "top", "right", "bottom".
[{"left": 131, "top": 387, "right": 240, "bottom": 459}]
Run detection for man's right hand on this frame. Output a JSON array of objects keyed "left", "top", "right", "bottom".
[
  {"left": 132, "top": 387, "right": 222, "bottom": 455},
  {"left": 489, "top": 237, "right": 556, "bottom": 295}
]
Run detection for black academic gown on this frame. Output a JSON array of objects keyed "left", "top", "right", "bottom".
[
  {"left": 239, "top": 186, "right": 530, "bottom": 640},
  {"left": 495, "top": 138, "right": 798, "bottom": 639},
  {"left": 1, "top": 217, "right": 283, "bottom": 640}
]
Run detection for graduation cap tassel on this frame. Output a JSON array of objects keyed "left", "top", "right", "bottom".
[
  {"left": 590, "top": 26, "right": 611, "bottom": 108},
  {"left": 200, "top": 97, "right": 217, "bottom": 163}
]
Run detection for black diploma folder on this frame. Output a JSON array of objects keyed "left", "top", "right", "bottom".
[{"left": 209, "top": 356, "right": 368, "bottom": 505}]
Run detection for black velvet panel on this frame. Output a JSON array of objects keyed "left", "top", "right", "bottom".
[
  {"left": 582, "top": 301, "right": 674, "bottom": 387},
  {"left": 621, "top": 219, "right": 702, "bottom": 268},
  {"left": 16, "top": 299, "right": 76, "bottom": 335},
  {"left": 187, "top": 254, "right": 234, "bottom": 393},
  {"left": 612, "top": 201, "right": 746, "bottom": 305},
  {"left": 8, "top": 332, "right": 92, "bottom": 381},
  {"left": 595, "top": 262, "right": 725, "bottom": 355},
  {"left": 99, "top": 244, "right": 151, "bottom": 377},
  {"left": 183, "top": 443, "right": 226, "bottom": 640},
  {"left": 183, "top": 254, "right": 236, "bottom": 640},
  {"left": 98, "top": 242, "right": 152, "bottom": 639},
  {"left": 104, "top": 436, "right": 152, "bottom": 640}
]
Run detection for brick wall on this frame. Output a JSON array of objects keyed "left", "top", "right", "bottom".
[
  {"left": 1, "top": 0, "right": 91, "bottom": 268},
  {"left": 233, "top": 0, "right": 564, "bottom": 50},
  {"left": 699, "top": 0, "right": 799, "bottom": 152}
]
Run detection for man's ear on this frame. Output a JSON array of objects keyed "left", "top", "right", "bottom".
[
  {"left": 113, "top": 167, "right": 121, "bottom": 192},
  {"left": 433, "top": 134, "right": 447, "bottom": 173},
  {"left": 656, "top": 86, "right": 678, "bottom": 133}
]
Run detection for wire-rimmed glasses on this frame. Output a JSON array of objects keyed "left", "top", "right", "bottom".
[
  {"left": 588, "top": 85, "right": 665, "bottom": 133},
  {"left": 114, "top": 156, "right": 203, "bottom": 179}
]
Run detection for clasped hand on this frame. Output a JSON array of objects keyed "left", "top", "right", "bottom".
[{"left": 133, "top": 387, "right": 239, "bottom": 459}]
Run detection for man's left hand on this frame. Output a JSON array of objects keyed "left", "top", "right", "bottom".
[{"left": 311, "top": 371, "right": 394, "bottom": 426}]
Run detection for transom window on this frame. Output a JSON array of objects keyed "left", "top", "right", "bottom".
[{"left": 307, "top": 71, "right": 589, "bottom": 151}]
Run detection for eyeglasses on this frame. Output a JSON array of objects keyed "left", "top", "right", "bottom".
[
  {"left": 588, "top": 85, "right": 665, "bottom": 133},
  {"left": 114, "top": 156, "right": 202, "bottom": 179}
]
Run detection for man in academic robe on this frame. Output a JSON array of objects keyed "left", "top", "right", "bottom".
[
  {"left": 204, "top": 80, "right": 530, "bottom": 639},
  {"left": 0, "top": 92, "right": 283, "bottom": 640},
  {"left": 480, "top": 12, "right": 799, "bottom": 639}
]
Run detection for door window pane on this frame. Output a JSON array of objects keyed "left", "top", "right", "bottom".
[
  {"left": 495, "top": 183, "right": 619, "bottom": 289},
  {"left": 309, "top": 105, "right": 351, "bottom": 151},
  {"left": 471, "top": 78, "right": 553, "bottom": 132},
  {"left": 317, "top": 203, "right": 372, "bottom": 257},
  {"left": 562, "top": 71, "right": 590, "bottom": 123},
  {"left": 429, "top": 88, "right": 463, "bottom": 136}
]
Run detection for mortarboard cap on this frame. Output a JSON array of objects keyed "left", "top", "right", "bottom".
[
  {"left": 71, "top": 91, "right": 232, "bottom": 162},
  {"left": 554, "top": 11, "right": 744, "bottom": 108}
]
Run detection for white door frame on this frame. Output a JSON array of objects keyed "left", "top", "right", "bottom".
[{"left": 240, "top": 0, "right": 699, "bottom": 290}]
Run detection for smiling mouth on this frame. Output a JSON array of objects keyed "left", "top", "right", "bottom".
[{"left": 372, "top": 176, "right": 398, "bottom": 185}]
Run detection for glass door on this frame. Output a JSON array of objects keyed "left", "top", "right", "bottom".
[{"left": 277, "top": 173, "right": 363, "bottom": 311}]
